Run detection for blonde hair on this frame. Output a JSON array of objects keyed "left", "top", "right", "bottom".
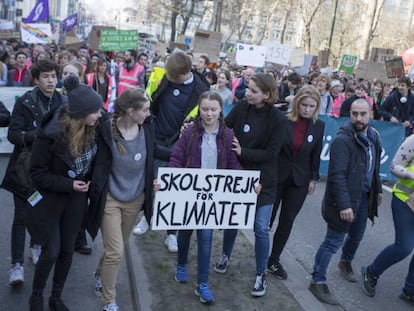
[
  {"left": 60, "top": 112, "right": 98, "bottom": 157},
  {"left": 288, "top": 85, "right": 321, "bottom": 122}
]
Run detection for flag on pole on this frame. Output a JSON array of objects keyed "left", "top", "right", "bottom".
[
  {"left": 61, "top": 13, "right": 78, "bottom": 32},
  {"left": 25, "top": 0, "right": 49, "bottom": 23}
]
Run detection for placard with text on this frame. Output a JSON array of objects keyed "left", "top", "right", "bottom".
[{"left": 152, "top": 168, "right": 260, "bottom": 230}]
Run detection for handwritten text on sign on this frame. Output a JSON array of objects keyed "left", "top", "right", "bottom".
[{"left": 152, "top": 168, "right": 260, "bottom": 230}]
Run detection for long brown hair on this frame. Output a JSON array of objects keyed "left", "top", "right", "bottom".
[
  {"left": 60, "top": 112, "right": 98, "bottom": 157},
  {"left": 112, "top": 88, "right": 148, "bottom": 154}
]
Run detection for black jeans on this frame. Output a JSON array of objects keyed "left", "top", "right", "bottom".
[
  {"left": 32, "top": 192, "right": 87, "bottom": 298},
  {"left": 268, "top": 177, "right": 308, "bottom": 264},
  {"left": 12, "top": 194, "right": 35, "bottom": 265}
]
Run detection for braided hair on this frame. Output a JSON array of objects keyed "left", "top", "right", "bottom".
[
  {"left": 184, "top": 91, "right": 227, "bottom": 168},
  {"left": 112, "top": 88, "right": 148, "bottom": 154}
]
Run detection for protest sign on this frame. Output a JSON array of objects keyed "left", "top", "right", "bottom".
[
  {"left": 293, "top": 54, "right": 314, "bottom": 75},
  {"left": 138, "top": 32, "right": 158, "bottom": 63},
  {"left": 192, "top": 30, "right": 222, "bottom": 63},
  {"left": 355, "top": 60, "right": 394, "bottom": 84},
  {"left": 339, "top": 54, "right": 358, "bottom": 74},
  {"left": 385, "top": 57, "right": 405, "bottom": 78},
  {"left": 263, "top": 42, "right": 293, "bottom": 66},
  {"left": 152, "top": 168, "right": 260, "bottom": 230},
  {"left": 20, "top": 23, "right": 52, "bottom": 44},
  {"left": 100, "top": 29, "right": 138, "bottom": 51},
  {"left": 290, "top": 48, "right": 305, "bottom": 68},
  {"left": 0, "top": 87, "right": 32, "bottom": 154},
  {"left": 236, "top": 43, "right": 266, "bottom": 67}
]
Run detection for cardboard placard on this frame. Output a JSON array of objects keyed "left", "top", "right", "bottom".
[
  {"left": 192, "top": 29, "right": 223, "bottom": 63},
  {"left": 355, "top": 60, "right": 394, "bottom": 84},
  {"left": 385, "top": 57, "right": 405, "bottom": 78},
  {"left": 263, "top": 42, "right": 293, "bottom": 66},
  {"left": 236, "top": 43, "right": 266, "bottom": 67},
  {"left": 152, "top": 168, "right": 260, "bottom": 230},
  {"left": 339, "top": 54, "right": 358, "bottom": 74}
]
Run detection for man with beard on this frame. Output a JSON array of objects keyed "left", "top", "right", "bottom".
[
  {"left": 308, "top": 98, "right": 383, "bottom": 305},
  {"left": 117, "top": 49, "right": 145, "bottom": 95}
]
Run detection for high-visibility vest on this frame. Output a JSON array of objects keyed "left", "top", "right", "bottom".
[
  {"left": 146, "top": 68, "right": 199, "bottom": 121},
  {"left": 393, "top": 162, "right": 414, "bottom": 202},
  {"left": 86, "top": 73, "right": 113, "bottom": 111},
  {"left": 118, "top": 62, "right": 144, "bottom": 95}
]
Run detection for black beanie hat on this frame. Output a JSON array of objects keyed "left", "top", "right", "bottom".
[{"left": 63, "top": 76, "right": 103, "bottom": 119}]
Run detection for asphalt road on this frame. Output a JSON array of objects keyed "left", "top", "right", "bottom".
[{"left": 279, "top": 180, "right": 413, "bottom": 311}]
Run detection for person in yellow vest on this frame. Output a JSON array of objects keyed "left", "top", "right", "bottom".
[
  {"left": 362, "top": 134, "right": 414, "bottom": 305},
  {"left": 116, "top": 49, "right": 145, "bottom": 95},
  {"left": 133, "top": 51, "right": 210, "bottom": 253},
  {"left": 309, "top": 98, "right": 383, "bottom": 305}
]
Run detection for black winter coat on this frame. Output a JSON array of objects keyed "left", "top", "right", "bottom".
[
  {"left": 1, "top": 87, "right": 67, "bottom": 198},
  {"left": 322, "top": 121, "right": 382, "bottom": 232},
  {"left": 225, "top": 101, "right": 287, "bottom": 207}
]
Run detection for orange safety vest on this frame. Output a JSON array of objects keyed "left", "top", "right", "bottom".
[
  {"left": 86, "top": 73, "right": 113, "bottom": 111},
  {"left": 117, "top": 62, "right": 144, "bottom": 95}
]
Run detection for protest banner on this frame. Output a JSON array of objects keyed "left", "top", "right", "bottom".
[
  {"left": 99, "top": 29, "right": 138, "bottom": 51},
  {"left": 385, "top": 57, "right": 405, "bottom": 78},
  {"left": 263, "top": 42, "right": 293, "bottom": 66},
  {"left": 192, "top": 29, "right": 223, "bottom": 63},
  {"left": 20, "top": 23, "right": 52, "bottom": 44},
  {"left": 236, "top": 43, "right": 266, "bottom": 67},
  {"left": 339, "top": 54, "right": 358, "bottom": 74},
  {"left": 318, "top": 115, "right": 405, "bottom": 181},
  {"left": 152, "top": 168, "right": 260, "bottom": 230}
]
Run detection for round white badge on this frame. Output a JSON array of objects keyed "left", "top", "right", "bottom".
[
  {"left": 173, "top": 89, "right": 180, "bottom": 96},
  {"left": 307, "top": 135, "right": 314, "bottom": 143},
  {"left": 68, "top": 170, "right": 76, "bottom": 178},
  {"left": 243, "top": 124, "right": 251, "bottom": 133},
  {"left": 134, "top": 153, "right": 142, "bottom": 161}
]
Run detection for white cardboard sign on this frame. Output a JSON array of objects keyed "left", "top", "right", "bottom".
[
  {"left": 264, "top": 42, "right": 293, "bottom": 66},
  {"left": 236, "top": 43, "right": 266, "bottom": 67},
  {"left": 152, "top": 167, "right": 260, "bottom": 230}
]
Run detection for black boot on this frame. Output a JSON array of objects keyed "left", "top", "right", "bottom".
[
  {"left": 48, "top": 297, "right": 70, "bottom": 311},
  {"left": 74, "top": 230, "right": 92, "bottom": 255},
  {"left": 29, "top": 291, "right": 44, "bottom": 311}
]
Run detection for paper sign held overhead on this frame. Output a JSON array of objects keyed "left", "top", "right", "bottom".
[
  {"left": 236, "top": 43, "right": 266, "bottom": 67},
  {"left": 264, "top": 42, "right": 293, "bottom": 66},
  {"left": 385, "top": 57, "right": 405, "bottom": 78},
  {"left": 339, "top": 54, "right": 358, "bottom": 74}
]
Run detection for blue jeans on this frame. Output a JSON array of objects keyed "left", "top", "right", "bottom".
[
  {"left": 177, "top": 229, "right": 213, "bottom": 284},
  {"left": 368, "top": 195, "right": 414, "bottom": 293},
  {"left": 312, "top": 194, "right": 368, "bottom": 283},
  {"left": 222, "top": 204, "right": 273, "bottom": 275}
]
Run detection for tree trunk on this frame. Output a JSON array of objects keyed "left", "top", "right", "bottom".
[
  {"left": 280, "top": 0, "right": 293, "bottom": 44},
  {"left": 170, "top": 0, "right": 180, "bottom": 42},
  {"left": 360, "top": 0, "right": 377, "bottom": 60},
  {"left": 180, "top": 0, "right": 195, "bottom": 35}
]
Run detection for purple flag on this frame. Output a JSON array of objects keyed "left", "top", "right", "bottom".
[
  {"left": 61, "top": 13, "right": 78, "bottom": 32},
  {"left": 25, "top": 0, "right": 49, "bottom": 23}
]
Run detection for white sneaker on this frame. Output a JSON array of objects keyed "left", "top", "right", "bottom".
[
  {"left": 102, "top": 302, "right": 119, "bottom": 311},
  {"left": 28, "top": 244, "right": 42, "bottom": 265},
  {"left": 133, "top": 217, "right": 149, "bottom": 235},
  {"left": 164, "top": 234, "right": 178, "bottom": 252},
  {"left": 8, "top": 263, "right": 24, "bottom": 286}
]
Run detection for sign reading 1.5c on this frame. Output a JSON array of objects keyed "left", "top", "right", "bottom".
[{"left": 264, "top": 42, "right": 293, "bottom": 66}]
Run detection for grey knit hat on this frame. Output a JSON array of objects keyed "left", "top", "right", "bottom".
[{"left": 63, "top": 76, "right": 103, "bottom": 119}]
